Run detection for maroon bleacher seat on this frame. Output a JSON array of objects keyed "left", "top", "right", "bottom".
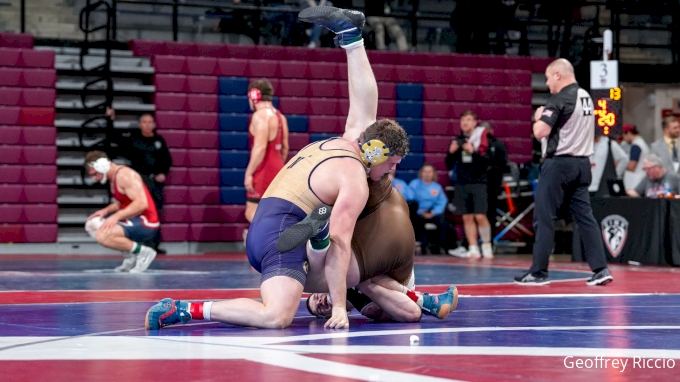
[
  {"left": 155, "top": 93, "right": 188, "bottom": 111},
  {"left": 155, "top": 111, "right": 187, "bottom": 130},
  {"left": 278, "top": 97, "right": 311, "bottom": 115},
  {"left": 337, "top": 63, "right": 349, "bottom": 80},
  {"left": 19, "top": 50, "right": 54, "bottom": 68},
  {"left": 377, "top": 82, "right": 396, "bottom": 99},
  {"left": 283, "top": 46, "right": 314, "bottom": 61},
  {"left": 450, "top": 68, "right": 479, "bottom": 85},
  {"left": 0, "top": 205, "right": 22, "bottom": 222},
  {"left": 22, "top": 204, "right": 57, "bottom": 223},
  {"left": 424, "top": 53, "right": 452, "bottom": 67},
  {"left": 194, "top": 42, "right": 228, "bottom": 58},
  {"left": 288, "top": 133, "right": 311, "bottom": 150},
  {"left": 309, "top": 98, "right": 340, "bottom": 116},
  {"left": 255, "top": 45, "right": 285, "bottom": 60},
  {"left": 21, "top": 88, "right": 56, "bottom": 107},
  {"left": 22, "top": 146, "right": 56, "bottom": 164},
  {"left": 504, "top": 105, "right": 532, "bottom": 121},
  {"left": 308, "top": 115, "right": 344, "bottom": 134},
  {"left": 166, "top": 167, "right": 188, "bottom": 185},
  {"left": 129, "top": 39, "right": 166, "bottom": 57},
  {"left": 367, "top": 51, "right": 400, "bottom": 65},
  {"left": 0, "top": 48, "right": 21, "bottom": 67},
  {"left": 186, "top": 168, "right": 219, "bottom": 186},
  {"left": 186, "top": 75, "right": 218, "bottom": 94},
  {"left": 505, "top": 56, "right": 532, "bottom": 71},
  {"left": 378, "top": 100, "right": 396, "bottom": 118},
  {"left": 337, "top": 99, "right": 350, "bottom": 115},
  {"left": 0, "top": 33, "right": 34, "bottom": 48},
  {"left": 22, "top": 126, "right": 56, "bottom": 145},
  {"left": 312, "top": 48, "right": 345, "bottom": 63},
  {"left": 169, "top": 149, "right": 189, "bottom": 167},
  {"left": 504, "top": 137, "right": 533, "bottom": 157},
  {"left": 505, "top": 70, "right": 532, "bottom": 86},
  {"left": 480, "top": 104, "right": 507, "bottom": 120},
  {"left": 372, "top": 65, "right": 397, "bottom": 82},
  {"left": 217, "top": 58, "right": 248, "bottom": 76},
  {"left": 278, "top": 61, "right": 310, "bottom": 79},
  {"left": 423, "top": 102, "right": 453, "bottom": 119},
  {"left": 0, "top": 165, "right": 22, "bottom": 183},
  {"left": 478, "top": 55, "right": 507, "bottom": 70},
  {"left": 394, "top": 66, "right": 424, "bottom": 83},
  {"left": 500, "top": 121, "right": 532, "bottom": 138},
  {"left": 161, "top": 205, "right": 190, "bottom": 223},
  {"left": 155, "top": 74, "right": 187, "bottom": 93},
  {"left": 477, "top": 69, "right": 507, "bottom": 86},
  {"left": 424, "top": 153, "right": 448, "bottom": 170},
  {"left": 422, "top": 118, "right": 459, "bottom": 136},
  {"left": 220, "top": 205, "right": 246, "bottom": 223},
  {"left": 476, "top": 86, "right": 507, "bottom": 103},
  {"left": 161, "top": 130, "right": 188, "bottom": 148},
  {"left": 506, "top": 87, "right": 532, "bottom": 104},
  {"left": 160, "top": 223, "right": 189, "bottom": 242},
  {"left": 21, "top": 185, "right": 57, "bottom": 203},
  {"left": 0, "top": 145, "right": 22, "bottom": 164},
  {"left": 190, "top": 223, "right": 222, "bottom": 241},
  {"left": 23, "top": 224, "right": 58, "bottom": 243},
  {"left": 531, "top": 57, "right": 553, "bottom": 73},
  {"left": 423, "top": 84, "right": 453, "bottom": 102},
  {"left": 308, "top": 62, "right": 341, "bottom": 80},
  {"left": 452, "top": 54, "right": 479, "bottom": 69},
  {"left": 165, "top": 41, "right": 197, "bottom": 56},
  {"left": 190, "top": 205, "right": 222, "bottom": 223},
  {"left": 186, "top": 131, "right": 219, "bottom": 149},
  {"left": 0, "top": 68, "right": 22, "bottom": 86},
  {"left": 396, "top": 52, "right": 427, "bottom": 66},
  {"left": 187, "top": 94, "right": 218, "bottom": 112},
  {"left": 22, "top": 165, "right": 56, "bottom": 184},
  {"left": 0, "top": 126, "right": 21, "bottom": 144},
  {"left": 153, "top": 55, "right": 186, "bottom": 74},
  {"left": 306, "top": 80, "right": 340, "bottom": 98},
  {"left": 187, "top": 149, "right": 219, "bottom": 167},
  {"left": 509, "top": 154, "right": 532, "bottom": 164},
  {"left": 164, "top": 186, "right": 188, "bottom": 204},
  {"left": 0, "top": 87, "right": 21, "bottom": 106},
  {"left": 186, "top": 57, "right": 217, "bottom": 75},
  {"left": 248, "top": 59, "right": 278, "bottom": 77},
  {"left": 0, "top": 184, "right": 22, "bottom": 202},
  {"left": 186, "top": 186, "right": 220, "bottom": 204},
  {"left": 185, "top": 112, "right": 218, "bottom": 130},
  {"left": 0, "top": 224, "right": 23, "bottom": 242},
  {"left": 224, "top": 44, "right": 255, "bottom": 59},
  {"left": 277, "top": 79, "right": 310, "bottom": 97},
  {"left": 20, "top": 107, "right": 55, "bottom": 126},
  {"left": 21, "top": 69, "right": 57, "bottom": 88},
  {"left": 423, "top": 136, "right": 452, "bottom": 153},
  {"left": 221, "top": 223, "right": 249, "bottom": 242},
  {"left": 423, "top": 67, "right": 452, "bottom": 85}
]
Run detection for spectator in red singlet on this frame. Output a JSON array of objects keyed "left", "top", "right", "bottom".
[
  {"left": 243, "top": 79, "right": 289, "bottom": 242},
  {"left": 83, "top": 150, "right": 160, "bottom": 273}
]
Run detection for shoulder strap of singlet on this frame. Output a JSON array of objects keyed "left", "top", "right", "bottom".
[{"left": 110, "top": 167, "right": 123, "bottom": 193}]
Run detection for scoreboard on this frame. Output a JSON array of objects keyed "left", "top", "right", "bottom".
[{"left": 591, "top": 87, "right": 622, "bottom": 137}]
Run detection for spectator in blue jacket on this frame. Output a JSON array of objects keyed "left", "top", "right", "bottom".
[
  {"left": 389, "top": 168, "right": 418, "bottom": 228},
  {"left": 408, "top": 163, "right": 457, "bottom": 254}
]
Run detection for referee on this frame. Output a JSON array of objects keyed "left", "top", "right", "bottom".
[{"left": 515, "top": 59, "right": 613, "bottom": 286}]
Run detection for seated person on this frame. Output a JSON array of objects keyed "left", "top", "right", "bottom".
[
  {"left": 627, "top": 154, "right": 680, "bottom": 198},
  {"left": 408, "top": 163, "right": 456, "bottom": 254}
]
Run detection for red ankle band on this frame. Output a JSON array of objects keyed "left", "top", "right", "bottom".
[
  {"left": 189, "top": 302, "right": 204, "bottom": 320},
  {"left": 406, "top": 290, "right": 419, "bottom": 303}
]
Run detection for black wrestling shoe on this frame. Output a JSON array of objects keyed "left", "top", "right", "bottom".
[
  {"left": 586, "top": 268, "right": 613, "bottom": 286},
  {"left": 514, "top": 271, "right": 550, "bottom": 286},
  {"left": 276, "top": 204, "right": 332, "bottom": 253},
  {"left": 298, "top": 6, "right": 365, "bottom": 47}
]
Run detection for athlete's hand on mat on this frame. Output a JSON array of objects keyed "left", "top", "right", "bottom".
[
  {"left": 244, "top": 174, "right": 254, "bottom": 194},
  {"left": 325, "top": 306, "right": 350, "bottom": 329},
  {"left": 534, "top": 106, "right": 545, "bottom": 122},
  {"left": 155, "top": 173, "right": 166, "bottom": 183},
  {"left": 87, "top": 209, "right": 106, "bottom": 221},
  {"left": 449, "top": 140, "right": 459, "bottom": 154},
  {"left": 99, "top": 216, "right": 119, "bottom": 232},
  {"left": 462, "top": 141, "right": 474, "bottom": 153}
]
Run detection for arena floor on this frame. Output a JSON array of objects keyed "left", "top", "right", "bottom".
[{"left": 1, "top": 253, "right": 679, "bottom": 381}]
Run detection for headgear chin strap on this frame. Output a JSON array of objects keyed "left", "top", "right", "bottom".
[
  {"left": 248, "top": 88, "right": 262, "bottom": 104},
  {"left": 89, "top": 157, "right": 111, "bottom": 184},
  {"left": 358, "top": 133, "right": 391, "bottom": 173}
]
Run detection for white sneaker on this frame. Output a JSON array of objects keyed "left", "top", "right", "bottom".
[
  {"left": 467, "top": 245, "right": 482, "bottom": 259},
  {"left": 114, "top": 253, "right": 137, "bottom": 272},
  {"left": 447, "top": 247, "right": 469, "bottom": 258},
  {"left": 129, "top": 246, "right": 157, "bottom": 273},
  {"left": 481, "top": 243, "right": 494, "bottom": 258}
]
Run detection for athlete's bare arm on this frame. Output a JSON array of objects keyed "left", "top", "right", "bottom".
[
  {"left": 280, "top": 114, "right": 290, "bottom": 162},
  {"left": 244, "top": 110, "right": 269, "bottom": 194},
  {"left": 88, "top": 201, "right": 120, "bottom": 221},
  {"left": 322, "top": 164, "right": 369, "bottom": 329},
  {"left": 342, "top": 46, "right": 377, "bottom": 143},
  {"left": 110, "top": 168, "right": 149, "bottom": 221}
]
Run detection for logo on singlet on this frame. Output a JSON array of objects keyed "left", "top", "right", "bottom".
[
  {"left": 601, "top": 214, "right": 628, "bottom": 258},
  {"left": 581, "top": 97, "right": 593, "bottom": 116},
  {"left": 318, "top": 207, "right": 328, "bottom": 215}
]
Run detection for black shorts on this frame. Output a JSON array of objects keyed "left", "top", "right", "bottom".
[{"left": 452, "top": 183, "right": 488, "bottom": 215}]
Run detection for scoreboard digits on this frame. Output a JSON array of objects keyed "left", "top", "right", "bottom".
[{"left": 591, "top": 87, "right": 622, "bottom": 137}]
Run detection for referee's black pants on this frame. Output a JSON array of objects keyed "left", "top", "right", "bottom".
[{"left": 530, "top": 157, "right": 607, "bottom": 275}]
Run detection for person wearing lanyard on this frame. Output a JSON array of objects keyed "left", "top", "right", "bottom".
[{"left": 515, "top": 59, "right": 613, "bottom": 287}]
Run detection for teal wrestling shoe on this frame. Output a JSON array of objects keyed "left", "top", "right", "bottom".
[
  {"left": 421, "top": 286, "right": 458, "bottom": 319},
  {"left": 298, "top": 6, "right": 365, "bottom": 47},
  {"left": 145, "top": 298, "right": 192, "bottom": 330}
]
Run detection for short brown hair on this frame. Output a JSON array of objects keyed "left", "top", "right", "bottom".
[
  {"left": 418, "top": 162, "right": 438, "bottom": 182},
  {"left": 663, "top": 116, "right": 678, "bottom": 130},
  {"left": 460, "top": 110, "right": 477, "bottom": 120},
  {"left": 364, "top": 118, "right": 409, "bottom": 157},
  {"left": 248, "top": 78, "right": 274, "bottom": 102},
  {"left": 84, "top": 150, "right": 109, "bottom": 168}
]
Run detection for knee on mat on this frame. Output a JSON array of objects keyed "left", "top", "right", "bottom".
[{"left": 264, "top": 312, "right": 295, "bottom": 329}]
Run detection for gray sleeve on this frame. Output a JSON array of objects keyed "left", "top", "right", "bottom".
[{"left": 635, "top": 178, "right": 648, "bottom": 196}]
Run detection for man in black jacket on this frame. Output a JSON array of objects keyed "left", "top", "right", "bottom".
[{"left": 446, "top": 110, "right": 493, "bottom": 258}]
